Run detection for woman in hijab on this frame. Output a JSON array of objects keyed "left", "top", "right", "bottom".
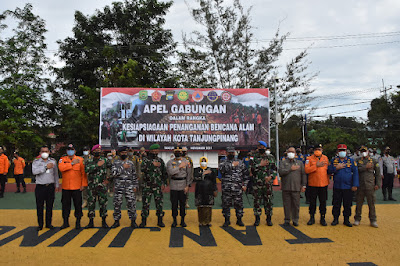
[{"left": 193, "top": 157, "right": 218, "bottom": 226}]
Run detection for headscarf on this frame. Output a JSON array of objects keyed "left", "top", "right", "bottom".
[{"left": 199, "top": 156, "right": 208, "bottom": 169}]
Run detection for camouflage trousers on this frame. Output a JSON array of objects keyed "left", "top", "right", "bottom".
[
  {"left": 141, "top": 185, "right": 164, "bottom": 218},
  {"left": 87, "top": 183, "right": 108, "bottom": 218},
  {"left": 113, "top": 179, "right": 137, "bottom": 220},
  {"left": 253, "top": 184, "right": 273, "bottom": 216},
  {"left": 222, "top": 188, "right": 244, "bottom": 218}
]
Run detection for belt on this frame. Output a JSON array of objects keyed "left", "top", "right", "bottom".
[
  {"left": 37, "top": 183, "right": 54, "bottom": 187},
  {"left": 171, "top": 177, "right": 185, "bottom": 180}
]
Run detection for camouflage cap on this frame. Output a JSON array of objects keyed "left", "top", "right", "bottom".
[
  {"left": 140, "top": 147, "right": 145, "bottom": 151},
  {"left": 359, "top": 145, "right": 368, "bottom": 151}
]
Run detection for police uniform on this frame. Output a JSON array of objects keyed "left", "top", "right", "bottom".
[
  {"left": 219, "top": 147, "right": 249, "bottom": 226},
  {"left": 380, "top": 147, "right": 397, "bottom": 201}
]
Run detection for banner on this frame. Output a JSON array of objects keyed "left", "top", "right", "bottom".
[{"left": 100, "top": 88, "right": 269, "bottom": 150}]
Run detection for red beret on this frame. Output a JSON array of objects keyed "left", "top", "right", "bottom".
[
  {"left": 337, "top": 144, "right": 347, "bottom": 150},
  {"left": 91, "top": 144, "right": 101, "bottom": 152}
]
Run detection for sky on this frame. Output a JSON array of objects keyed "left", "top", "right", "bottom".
[{"left": 2, "top": 0, "right": 400, "bottom": 120}]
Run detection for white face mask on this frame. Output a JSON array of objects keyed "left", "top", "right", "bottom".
[
  {"left": 41, "top": 152, "right": 49, "bottom": 159},
  {"left": 200, "top": 162, "right": 207, "bottom": 168},
  {"left": 108, "top": 156, "right": 113, "bottom": 160},
  {"left": 266, "top": 150, "right": 271, "bottom": 155},
  {"left": 287, "top": 152, "right": 295, "bottom": 159},
  {"left": 83, "top": 151, "right": 89, "bottom": 156},
  {"left": 362, "top": 152, "right": 368, "bottom": 158},
  {"left": 338, "top": 151, "right": 347, "bottom": 158}
]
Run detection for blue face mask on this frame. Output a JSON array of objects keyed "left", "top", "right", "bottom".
[
  {"left": 338, "top": 151, "right": 347, "bottom": 158},
  {"left": 67, "top": 150, "right": 75, "bottom": 156}
]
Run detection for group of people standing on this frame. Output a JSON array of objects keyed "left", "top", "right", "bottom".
[{"left": 0, "top": 146, "right": 27, "bottom": 198}]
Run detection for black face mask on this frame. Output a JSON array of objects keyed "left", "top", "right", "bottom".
[
  {"left": 149, "top": 153, "right": 158, "bottom": 159},
  {"left": 174, "top": 152, "right": 182, "bottom": 158},
  {"left": 259, "top": 149, "right": 265, "bottom": 154},
  {"left": 120, "top": 154, "right": 128, "bottom": 160},
  {"left": 182, "top": 152, "right": 187, "bottom": 156},
  {"left": 227, "top": 154, "right": 235, "bottom": 160},
  {"left": 93, "top": 152, "right": 101, "bottom": 158}
]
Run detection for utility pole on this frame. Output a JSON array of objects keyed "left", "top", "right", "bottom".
[
  {"left": 273, "top": 78, "right": 280, "bottom": 169},
  {"left": 381, "top": 79, "right": 387, "bottom": 100}
]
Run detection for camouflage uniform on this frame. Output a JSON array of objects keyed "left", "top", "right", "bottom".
[
  {"left": 141, "top": 155, "right": 167, "bottom": 218},
  {"left": 219, "top": 158, "right": 249, "bottom": 218},
  {"left": 250, "top": 153, "right": 277, "bottom": 217},
  {"left": 111, "top": 159, "right": 138, "bottom": 220},
  {"left": 85, "top": 156, "right": 112, "bottom": 218}
]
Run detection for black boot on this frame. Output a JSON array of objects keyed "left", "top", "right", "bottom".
[
  {"left": 331, "top": 217, "right": 339, "bottom": 226},
  {"left": 236, "top": 217, "right": 244, "bottom": 226},
  {"left": 22, "top": 187, "right": 26, "bottom": 193},
  {"left": 266, "top": 215, "right": 273, "bottom": 226},
  {"left": 139, "top": 217, "right": 147, "bottom": 228},
  {"left": 60, "top": 217, "right": 70, "bottom": 229},
  {"left": 307, "top": 215, "right": 315, "bottom": 225},
  {"left": 0, "top": 193, "right": 4, "bottom": 198},
  {"left": 223, "top": 216, "right": 230, "bottom": 227},
  {"left": 254, "top": 215, "right": 260, "bottom": 226},
  {"left": 15, "top": 188, "right": 20, "bottom": 193},
  {"left": 180, "top": 216, "right": 187, "bottom": 227},
  {"left": 102, "top": 217, "right": 109, "bottom": 228},
  {"left": 46, "top": 225, "right": 55, "bottom": 229},
  {"left": 111, "top": 220, "right": 120, "bottom": 228},
  {"left": 131, "top": 219, "right": 138, "bottom": 228},
  {"left": 85, "top": 218, "right": 94, "bottom": 229},
  {"left": 172, "top": 216, "right": 178, "bottom": 227},
  {"left": 320, "top": 215, "right": 327, "bottom": 226},
  {"left": 344, "top": 217, "right": 352, "bottom": 227},
  {"left": 383, "top": 188, "right": 388, "bottom": 201},
  {"left": 75, "top": 217, "right": 81, "bottom": 229},
  {"left": 388, "top": 188, "right": 397, "bottom": 201},
  {"left": 157, "top": 216, "right": 165, "bottom": 227}
]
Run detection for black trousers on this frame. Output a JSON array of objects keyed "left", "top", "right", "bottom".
[
  {"left": 0, "top": 174, "right": 6, "bottom": 195},
  {"left": 382, "top": 173, "right": 394, "bottom": 192},
  {"left": 332, "top": 188, "right": 353, "bottom": 218},
  {"left": 170, "top": 190, "right": 186, "bottom": 217},
  {"left": 14, "top": 174, "right": 26, "bottom": 189},
  {"left": 308, "top": 186, "right": 328, "bottom": 215},
  {"left": 35, "top": 184, "right": 55, "bottom": 227},
  {"left": 62, "top": 189, "right": 83, "bottom": 219}
]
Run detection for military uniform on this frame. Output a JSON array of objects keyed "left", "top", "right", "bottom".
[
  {"left": 355, "top": 156, "right": 381, "bottom": 224},
  {"left": 219, "top": 155, "right": 249, "bottom": 222},
  {"left": 82, "top": 154, "right": 93, "bottom": 207},
  {"left": 85, "top": 156, "right": 112, "bottom": 219},
  {"left": 250, "top": 153, "right": 276, "bottom": 224},
  {"left": 183, "top": 153, "right": 193, "bottom": 208},
  {"left": 111, "top": 159, "right": 138, "bottom": 222}
]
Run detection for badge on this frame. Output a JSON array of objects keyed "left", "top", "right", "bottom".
[
  {"left": 221, "top": 91, "right": 232, "bottom": 102},
  {"left": 177, "top": 90, "right": 189, "bottom": 101},
  {"left": 166, "top": 90, "right": 174, "bottom": 100},
  {"left": 139, "top": 90, "right": 148, "bottom": 101},
  {"left": 207, "top": 91, "right": 218, "bottom": 102},
  {"left": 192, "top": 91, "right": 204, "bottom": 102},
  {"left": 152, "top": 91, "right": 162, "bottom": 102}
]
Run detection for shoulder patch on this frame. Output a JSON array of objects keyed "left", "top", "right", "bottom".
[
  {"left": 59, "top": 159, "right": 62, "bottom": 163},
  {"left": 305, "top": 160, "right": 309, "bottom": 164}
]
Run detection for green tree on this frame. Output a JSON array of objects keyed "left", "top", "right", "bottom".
[{"left": 0, "top": 4, "right": 53, "bottom": 158}]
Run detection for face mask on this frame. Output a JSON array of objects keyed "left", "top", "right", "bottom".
[
  {"left": 182, "top": 152, "right": 187, "bottom": 156},
  {"left": 41, "top": 152, "right": 49, "bottom": 159},
  {"left": 266, "top": 150, "right": 271, "bottom": 155},
  {"left": 83, "top": 151, "right": 89, "bottom": 156},
  {"left": 120, "top": 155, "right": 127, "bottom": 160},
  {"left": 362, "top": 152, "right": 368, "bottom": 158},
  {"left": 287, "top": 152, "right": 295, "bottom": 159},
  {"left": 259, "top": 149, "right": 265, "bottom": 154},
  {"left": 67, "top": 150, "right": 75, "bottom": 156},
  {"left": 200, "top": 162, "right": 207, "bottom": 168},
  {"left": 227, "top": 154, "right": 234, "bottom": 160},
  {"left": 152, "top": 153, "right": 158, "bottom": 158},
  {"left": 338, "top": 151, "right": 347, "bottom": 158},
  {"left": 174, "top": 152, "right": 182, "bottom": 158},
  {"left": 93, "top": 152, "right": 101, "bottom": 158},
  {"left": 314, "top": 150, "right": 322, "bottom": 157}
]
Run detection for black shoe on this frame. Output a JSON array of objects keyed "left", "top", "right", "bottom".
[
  {"left": 0, "top": 194, "right": 4, "bottom": 198},
  {"left": 254, "top": 215, "right": 260, "bottom": 226},
  {"left": 85, "top": 218, "right": 94, "bottom": 229},
  {"left": 15, "top": 189, "right": 20, "bottom": 193},
  {"left": 46, "top": 225, "right": 55, "bottom": 230},
  {"left": 331, "top": 218, "right": 339, "bottom": 226},
  {"left": 320, "top": 215, "right": 327, "bottom": 226},
  {"left": 283, "top": 221, "right": 290, "bottom": 226},
  {"left": 307, "top": 215, "right": 315, "bottom": 225},
  {"left": 223, "top": 216, "right": 230, "bottom": 227},
  {"left": 292, "top": 221, "right": 299, "bottom": 227},
  {"left": 37, "top": 226, "right": 43, "bottom": 231},
  {"left": 131, "top": 219, "right": 138, "bottom": 228},
  {"left": 157, "top": 216, "right": 165, "bottom": 227},
  {"left": 75, "top": 218, "right": 81, "bottom": 229},
  {"left": 60, "top": 218, "right": 70, "bottom": 230},
  {"left": 111, "top": 220, "right": 120, "bottom": 228},
  {"left": 344, "top": 218, "right": 352, "bottom": 227},
  {"left": 139, "top": 217, "right": 147, "bottom": 228},
  {"left": 389, "top": 197, "right": 397, "bottom": 201},
  {"left": 180, "top": 217, "right": 187, "bottom": 227},
  {"left": 23, "top": 188, "right": 27, "bottom": 193},
  {"left": 266, "top": 216, "right": 273, "bottom": 226},
  {"left": 172, "top": 217, "right": 178, "bottom": 227},
  {"left": 102, "top": 218, "right": 109, "bottom": 228},
  {"left": 236, "top": 217, "right": 244, "bottom": 227}
]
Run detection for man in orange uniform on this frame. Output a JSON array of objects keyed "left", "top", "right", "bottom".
[
  {"left": 0, "top": 146, "right": 10, "bottom": 198},
  {"left": 304, "top": 144, "right": 330, "bottom": 226},
  {"left": 58, "top": 144, "right": 87, "bottom": 229},
  {"left": 13, "top": 152, "right": 26, "bottom": 193}
]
